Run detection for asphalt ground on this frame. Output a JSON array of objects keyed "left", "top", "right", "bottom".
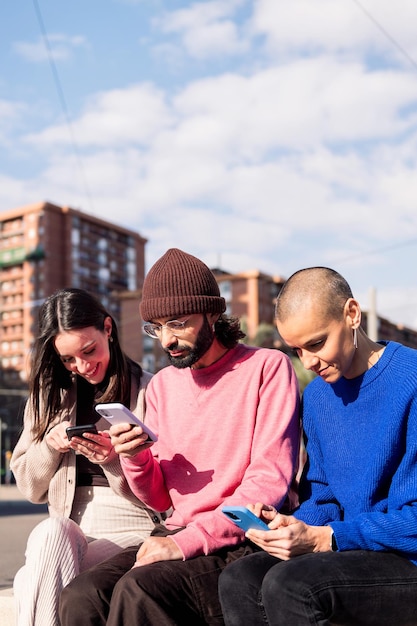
[{"left": 0, "top": 485, "right": 48, "bottom": 590}]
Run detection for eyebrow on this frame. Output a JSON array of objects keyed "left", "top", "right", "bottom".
[
  {"left": 57, "top": 339, "right": 96, "bottom": 357},
  {"left": 287, "top": 333, "right": 326, "bottom": 349}
]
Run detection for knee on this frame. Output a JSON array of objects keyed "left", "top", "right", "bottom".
[
  {"left": 262, "top": 563, "right": 289, "bottom": 599},
  {"left": 219, "top": 557, "right": 251, "bottom": 596},
  {"left": 218, "top": 561, "right": 238, "bottom": 595},
  {"left": 64, "top": 565, "right": 104, "bottom": 597},
  {"left": 26, "top": 518, "right": 74, "bottom": 552},
  {"left": 28, "top": 517, "right": 79, "bottom": 543},
  {"left": 219, "top": 553, "right": 269, "bottom": 603},
  {"left": 262, "top": 557, "right": 316, "bottom": 605},
  {"left": 59, "top": 570, "right": 97, "bottom": 618},
  {"left": 27, "top": 517, "right": 86, "bottom": 560},
  {"left": 222, "top": 552, "right": 276, "bottom": 590}
]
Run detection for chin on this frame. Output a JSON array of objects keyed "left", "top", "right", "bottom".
[
  {"left": 83, "top": 365, "right": 104, "bottom": 384},
  {"left": 168, "top": 356, "right": 192, "bottom": 369}
]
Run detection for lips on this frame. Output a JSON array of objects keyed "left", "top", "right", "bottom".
[
  {"left": 169, "top": 351, "right": 186, "bottom": 358},
  {"left": 318, "top": 365, "right": 330, "bottom": 377},
  {"left": 84, "top": 363, "right": 99, "bottom": 379}
]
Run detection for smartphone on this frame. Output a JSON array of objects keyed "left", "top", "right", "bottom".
[
  {"left": 222, "top": 506, "right": 270, "bottom": 532},
  {"left": 95, "top": 402, "right": 158, "bottom": 442},
  {"left": 66, "top": 424, "right": 98, "bottom": 441}
]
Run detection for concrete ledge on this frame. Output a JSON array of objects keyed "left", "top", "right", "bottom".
[{"left": 0, "top": 587, "right": 16, "bottom": 626}]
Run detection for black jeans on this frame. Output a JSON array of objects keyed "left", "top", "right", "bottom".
[
  {"left": 218, "top": 550, "right": 417, "bottom": 626},
  {"left": 59, "top": 524, "right": 256, "bottom": 626}
]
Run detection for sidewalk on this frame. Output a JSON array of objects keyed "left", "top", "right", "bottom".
[
  {"left": 0, "top": 484, "right": 48, "bottom": 626},
  {"left": 0, "top": 484, "right": 48, "bottom": 516},
  {"left": 0, "top": 484, "right": 26, "bottom": 502},
  {"left": 0, "top": 587, "right": 15, "bottom": 626}
]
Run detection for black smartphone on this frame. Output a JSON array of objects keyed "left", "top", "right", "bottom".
[{"left": 66, "top": 424, "right": 98, "bottom": 441}]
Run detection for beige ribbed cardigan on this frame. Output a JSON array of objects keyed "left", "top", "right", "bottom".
[{"left": 11, "top": 369, "right": 160, "bottom": 524}]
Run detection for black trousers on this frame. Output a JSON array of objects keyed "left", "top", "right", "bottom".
[
  {"left": 219, "top": 549, "right": 417, "bottom": 626},
  {"left": 59, "top": 524, "right": 256, "bottom": 626}
]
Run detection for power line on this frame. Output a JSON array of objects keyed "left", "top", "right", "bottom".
[
  {"left": 351, "top": 0, "right": 417, "bottom": 72},
  {"left": 336, "top": 236, "right": 417, "bottom": 265},
  {"left": 31, "top": 0, "right": 95, "bottom": 213}
]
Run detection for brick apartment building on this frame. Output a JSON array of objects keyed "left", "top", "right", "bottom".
[
  {"left": 212, "top": 268, "right": 286, "bottom": 341},
  {"left": 0, "top": 201, "right": 147, "bottom": 452}
]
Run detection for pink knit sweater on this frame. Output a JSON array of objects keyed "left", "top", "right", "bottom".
[{"left": 121, "top": 344, "right": 300, "bottom": 559}]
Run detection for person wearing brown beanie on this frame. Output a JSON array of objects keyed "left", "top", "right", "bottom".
[{"left": 60, "top": 248, "right": 301, "bottom": 626}]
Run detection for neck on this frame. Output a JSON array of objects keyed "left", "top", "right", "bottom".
[
  {"left": 191, "top": 339, "right": 230, "bottom": 370},
  {"left": 350, "top": 331, "right": 385, "bottom": 378}
]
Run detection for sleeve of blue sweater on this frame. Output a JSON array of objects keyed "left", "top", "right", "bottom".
[{"left": 294, "top": 342, "right": 417, "bottom": 564}]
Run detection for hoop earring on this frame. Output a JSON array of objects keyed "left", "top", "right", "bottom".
[{"left": 353, "top": 327, "right": 358, "bottom": 349}]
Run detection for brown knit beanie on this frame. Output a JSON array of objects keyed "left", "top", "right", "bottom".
[{"left": 140, "top": 248, "right": 226, "bottom": 321}]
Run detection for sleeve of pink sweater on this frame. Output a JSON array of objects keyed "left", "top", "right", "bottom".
[{"left": 121, "top": 346, "right": 300, "bottom": 559}]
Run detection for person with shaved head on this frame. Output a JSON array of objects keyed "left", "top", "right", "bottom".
[{"left": 219, "top": 266, "right": 417, "bottom": 626}]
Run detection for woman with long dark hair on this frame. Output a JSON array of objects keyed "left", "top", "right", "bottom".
[{"left": 11, "top": 288, "right": 160, "bottom": 626}]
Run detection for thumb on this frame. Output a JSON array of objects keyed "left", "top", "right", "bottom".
[{"left": 268, "top": 513, "right": 293, "bottom": 529}]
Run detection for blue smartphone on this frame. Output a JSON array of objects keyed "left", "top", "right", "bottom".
[{"left": 222, "top": 506, "right": 270, "bottom": 532}]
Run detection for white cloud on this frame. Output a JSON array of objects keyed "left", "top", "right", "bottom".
[
  {"left": 252, "top": 0, "right": 417, "bottom": 64},
  {"left": 18, "top": 51, "right": 417, "bottom": 253},
  {"left": 13, "top": 34, "right": 87, "bottom": 63},
  {"left": 156, "top": 0, "right": 249, "bottom": 58},
  {"left": 24, "top": 83, "right": 173, "bottom": 147},
  {"left": 172, "top": 59, "right": 417, "bottom": 157}
]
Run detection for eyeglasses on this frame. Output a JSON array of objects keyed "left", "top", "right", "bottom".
[{"left": 143, "top": 318, "right": 190, "bottom": 339}]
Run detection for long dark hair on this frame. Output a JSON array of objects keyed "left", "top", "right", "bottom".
[
  {"left": 214, "top": 315, "right": 246, "bottom": 348},
  {"left": 30, "top": 288, "right": 140, "bottom": 441}
]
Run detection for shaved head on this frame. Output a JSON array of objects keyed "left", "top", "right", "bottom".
[{"left": 275, "top": 267, "right": 353, "bottom": 323}]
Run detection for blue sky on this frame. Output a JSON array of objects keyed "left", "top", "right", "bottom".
[{"left": 2, "top": 0, "right": 417, "bottom": 329}]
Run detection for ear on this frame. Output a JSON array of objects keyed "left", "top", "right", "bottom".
[
  {"left": 104, "top": 316, "right": 113, "bottom": 338},
  {"left": 207, "top": 312, "right": 220, "bottom": 325},
  {"left": 344, "top": 298, "right": 361, "bottom": 329}
]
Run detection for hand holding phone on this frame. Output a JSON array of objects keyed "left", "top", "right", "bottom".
[
  {"left": 222, "top": 506, "right": 270, "bottom": 532},
  {"left": 66, "top": 424, "right": 98, "bottom": 441},
  {"left": 95, "top": 402, "right": 158, "bottom": 442}
]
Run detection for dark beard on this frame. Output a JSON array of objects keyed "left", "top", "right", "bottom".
[{"left": 165, "top": 315, "right": 214, "bottom": 369}]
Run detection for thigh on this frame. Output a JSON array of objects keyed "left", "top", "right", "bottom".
[
  {"left": 219, "top": 551, "right": 280, "bottom": 626},
  {"left": 79, "top": 544, "right": 138, "bottom": 592},
  {"left": 263, "top": 551, "right": 417, "bottom": 626},
  {"left": 59, "top": 545, "right": 138, "bottom": 626},
  {"left": 220, "top": 550, "right": 279, "bottom": 595},
  {"left": 116, "top": 554, "right": 228, "bottom": 624},
  {"left": 110, "top": 543, "right": 257, "bottom": 626}
]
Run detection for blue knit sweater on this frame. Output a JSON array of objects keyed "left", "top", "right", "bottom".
[{"left": 295, "top": 341, "right": 417, "bottom": 565}]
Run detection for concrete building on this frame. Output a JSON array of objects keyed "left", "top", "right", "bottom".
[
  {"left": 362, "top": 313, "right": 417, "bottom": 350},
  {"left": 212, "top": 268, "right": 286, "bottom": 343},
  {"left": 0, "top": 201, "right": 147, "bottom": 453}
]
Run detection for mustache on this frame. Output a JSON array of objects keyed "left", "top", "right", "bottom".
[{"left": 163, "top": 340, "right": 180, "bottom": 354}]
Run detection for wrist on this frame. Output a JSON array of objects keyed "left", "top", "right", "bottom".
[{"left": 312, "top": 525, "right": 335, "bottom": 553}]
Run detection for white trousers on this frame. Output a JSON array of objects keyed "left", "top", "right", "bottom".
[{"left": 13, "top": 486, "right": 156, "bottom": 626}]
